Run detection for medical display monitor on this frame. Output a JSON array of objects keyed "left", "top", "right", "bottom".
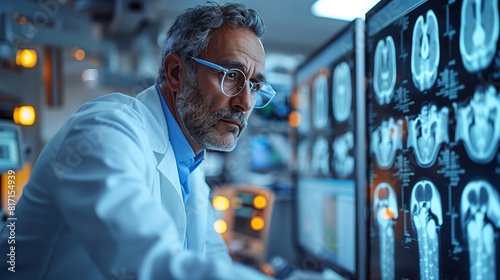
[
  {"left": 293, "top": 20, "right": 366, "bottom": 279},
  {"left": 366, "top": 0, "right": 500, "bottom": 279}
]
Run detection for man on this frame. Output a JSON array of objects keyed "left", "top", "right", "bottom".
[{"left": 0, "top": 2, "right": 276, "bottom": 279}]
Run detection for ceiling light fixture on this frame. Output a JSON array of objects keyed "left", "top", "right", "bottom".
[{"left": 311, "top": 0, "right": 381, "bottom": 21}]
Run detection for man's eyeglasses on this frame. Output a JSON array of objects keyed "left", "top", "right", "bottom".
[{"left": 191, "top": 57, "right": 276, "bottom": 108}]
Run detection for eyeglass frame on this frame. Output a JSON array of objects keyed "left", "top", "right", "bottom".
[{"left": 190, "top": 57, "right": 277, "bottom": 108}]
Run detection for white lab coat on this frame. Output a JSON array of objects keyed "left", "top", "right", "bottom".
[{"left": 0, "top": 86, "right": 272, "bottom": 280}]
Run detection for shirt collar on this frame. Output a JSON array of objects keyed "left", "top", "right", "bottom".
[{"left": 156, "top": 85, "right": 205, "bottom": 165}]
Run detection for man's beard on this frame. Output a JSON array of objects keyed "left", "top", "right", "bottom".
[{"left": 176, "top": 82, "right": 248, "bottom": 152}]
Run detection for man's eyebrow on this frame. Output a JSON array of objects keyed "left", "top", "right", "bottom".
[{"left": 220, "top": 59, "right": 267, "bottom": 83}]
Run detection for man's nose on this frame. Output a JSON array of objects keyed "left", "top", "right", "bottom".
[{"left": 230, "top": 82, "right": 254, "bottom": 112}]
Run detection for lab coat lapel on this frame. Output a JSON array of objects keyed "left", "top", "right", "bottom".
[
  {"left": 185, "top": 168, "right": 210, "bottom": 253},
  {"left": 137, "top": 86, "right": 186, "bottom": 235}
]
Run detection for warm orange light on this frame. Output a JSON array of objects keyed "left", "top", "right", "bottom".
[
  {"left": 382, "top": 207, "right": 395, "bottom": 220},
  {"left": 74, "top": 49, "right": 85, "bottom": 61},
  {"left": 289, "top": 110, "right": 301, "bottom": 128},
  {"left": 261, "top": 263, "right": 275, "bottom": 277},
  {"left": 214, "top": 219, "right": 228, "bottom": 234},
  {"left": 12, "top": 12, "right": 19, "bottom": 20},
  {"left": 18, "top": 16, "right": 27, "bottom": 25},
  {"left": 213, "top": 196, "right": 230, "bottom": 211},
  {"left": 13, "top": 106, "right": 35, "bottom": 125},
  {"left": 250, "top": 216, "right": 265, "bottom": 231},
  {"left": 253, "top": 195, "right": 267, "bottom": 210},
  {"left": 1, "top": 163, "right": 32, "bottom": 212},
  {"left": 16, "top": 49, "right": 37, "bottom": 68}
]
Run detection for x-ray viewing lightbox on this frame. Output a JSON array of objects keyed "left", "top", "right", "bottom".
[
  {"left": 366, "top": 0, "right": 500, "bottom": 279},
  {"left": 292, "top": 20, "right": 366, "bottom": 279}
]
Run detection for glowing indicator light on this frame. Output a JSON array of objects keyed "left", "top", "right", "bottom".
[
  {"left": 214, "top": 219, "right": 227, "bottom": 233},
  {"left": 74, "top": 49, "right": 85, "bottom": 61},
  {"left": 253, "top": 195, "right": 267, "bottom": 209},
  {"left": 13, "top": 106, "right": 35, "bottom": 125},
  {"left": 16, "top": 49, "right": 37, "bottom": 68},
  {"left": 289, "top": 110, "right": 301, "bottom": 128},
  {"left": 250, "top": 216, "right": 265, "bottom": 231},
  {"left": 18, "top": 16, "right": 27, "bottom": 25},
  {"left": 213, "top": 196, "right": 230, "bottom": 211}
]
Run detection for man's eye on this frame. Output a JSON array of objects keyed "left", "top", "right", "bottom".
[
  {"left": 226, "top": 72, "right": 237, "bottom": 80},
  {"left": 251, "top": 83, "right": 262, "bottom": 92}
]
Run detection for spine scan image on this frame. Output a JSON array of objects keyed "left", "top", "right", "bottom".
[
  {"left": 407, "top": 104, "right": 449, "bottom": 167},
  {"left": 333, "top": 62, "right": 352, "bottom": 122},
  {"left": 410, "top": 179, "right": 443, "bottom": 280},
  {"left": 311, "top": 136, "right": 329, "bottom": 176},
  {"left": 460, "top": 0, "right": 499, "bottom": 73},
  {"left": 374, "top": 36, "right": 397, "bottom": 105},
  {"left": 411, "top": 10, "right": 440, "bottom": 91},
  {"left": 373, "top": 182, "right": 398, "bottom": 280},
  {"left": 453, "top": 85, "right": 500, "bottom": 164},
  {"left": 312, "top": 75, "right": 329, "bottom": 130},
  {"left": 461, "top": 180, "right": 500, "bottom": 280},
  {"left": 371, "top": 117, "right": 404, "bottom": 169},
  {"left": 332, "top": 131, "right": 354, "bottom": 178}
]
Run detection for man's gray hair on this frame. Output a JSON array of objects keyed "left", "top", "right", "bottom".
[{"left": 156, "top": 2, "right": 265, "bottom": 85}]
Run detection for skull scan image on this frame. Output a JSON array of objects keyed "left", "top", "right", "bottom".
[
  {"left": 311, "top": 136, "right": 330, "bottom": 176},
  {"left": 454, "top": 86, "right": 500, "bottom": 164},
  {"left": 407, "top": 104, "right": 449, "bottom": 167},
  {"left": 460, "top": 180, "right": 500, "bottom": 280},
  {"left": 411, "top": 10, "right": 440, "bottom": 91},
  {"left": 297, "top": 84, "right": 311, "bottom": 134},
  {"left": 332, "top": 62, "right": 352, "bottom": 122},
  {"left": 374, "top": 36, "right": 397, "bottom": 105},
  {"left": 312, "top": 75, "right": 329, "bottom": 130},
  {"left": 371, "top": 117, "right": 404, "bottom": 169},
  {"left": 460, "top": 0, "right": 500, "bottom": 73},
  {"left": 410, "top": 180, "right": 443, "bottom": 280},
  {"left": 332, "top": 132, "right": 354, "bottom": 178},
  {"left": 373, "top": 182, "right": 398, "bottom": 280}
]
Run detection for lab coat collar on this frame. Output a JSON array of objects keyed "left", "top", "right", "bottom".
[{"left": 136, "top": 86, "right": 183, "bottom": 202}]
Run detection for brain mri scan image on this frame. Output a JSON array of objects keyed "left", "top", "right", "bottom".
[
  {"left": 312, "top": 75, "right": 329, "bottom": 130},
  {"left": 411, "top": 10, "right": 440, "bottom": 91},
  {"left": 461, "top": 180, "right": 500, "bottom": 280},
  {"left": 311, "top": 136, "right": 329, "bottom": 176},
  {"left": 460, "top": 0, "right": 499, "bottom": 73},
  {"left": 374, "top": 36, "right": 397, "bottom": 105},
  {"left": 373, "top": 182, "right": 398, "bottom": 280},
  {"left": 332, "top": 62, "right": 352, "bottom": 122},
  {"left": 297, "top": 84, "right": 311, "bottom": 134},
  {"left": 407, "top": 104, "right": 449, "bottom": 167},
  {"left": 454, "top": 85, "right": 500, "bottom": 164},
  {"left": 371, "top": 117, "right": 404, "bottom": 169},
  {"left": 410, "top": 180, "right": 443, "bottom": 280},
  {"left": 332, "top": 132, "right": 354, "bottom": 178}
]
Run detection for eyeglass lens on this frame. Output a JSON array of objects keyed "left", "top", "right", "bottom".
[{"left": 222, "top": 69, "right": 274, "bottom": 108}]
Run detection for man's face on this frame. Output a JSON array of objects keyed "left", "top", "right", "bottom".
[{"left": 177, "top": 25, "right": 266, "bottom": 152}]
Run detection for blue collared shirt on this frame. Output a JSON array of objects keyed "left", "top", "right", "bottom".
[{"left": 156, "top": 85, "right": 205, "bottom": 205}]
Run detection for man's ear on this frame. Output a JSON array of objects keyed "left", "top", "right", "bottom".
[{"left": 163, "top": 53, "right": 185, "bottom": 93}]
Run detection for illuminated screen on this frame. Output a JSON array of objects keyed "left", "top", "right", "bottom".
[
  {"left": 297, "top": 178, "right": 355, "bottom": 273},
  {"left": 0, "top": 123, "right": 21, "bottom": 171},
  {"left": 293, "top": 20, "right": 364, "bottom": 278},
  {"left": 366, "top": 0, "right": 500, "bottom": 279}
]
